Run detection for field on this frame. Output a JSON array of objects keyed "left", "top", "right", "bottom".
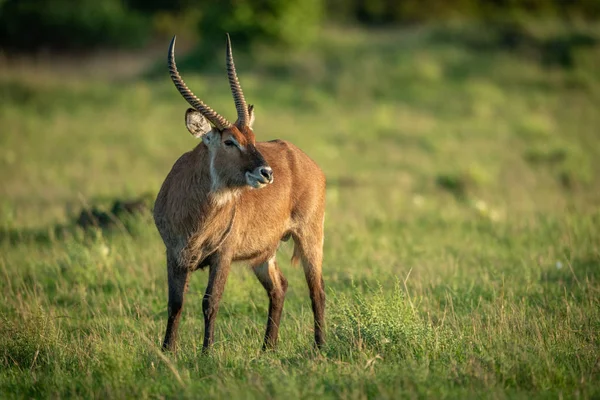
[{"left": 1, "top": 23, "right": 599, "bottom": 398}]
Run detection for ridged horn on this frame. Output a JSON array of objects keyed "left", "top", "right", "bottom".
[
  {"left": 225, "top": 33, "right": 249, "bottom": 128},
  {"left": 168, "top": 36, "right": 231, "bottom": 131}
]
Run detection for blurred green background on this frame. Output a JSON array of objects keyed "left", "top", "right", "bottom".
[
  {"left": 1, "top": 1, "right": 599, "bottom": 399},
  {"left": 1, "top": 0, "right": 599, "bottom": 50}
]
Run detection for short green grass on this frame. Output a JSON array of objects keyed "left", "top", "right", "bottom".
[{"left": 1, "top": 23, "right": 599, "bottom": 399}]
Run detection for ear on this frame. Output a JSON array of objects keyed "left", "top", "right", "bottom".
[
  {"left": 185, "top": 108, "right": 213, "bottom": 138},
  {"left": 248, "top": 104, "right": 255, "bottom": 128},
  {"left": 236, "top": 104, "right": 255, "bottom": 129}
]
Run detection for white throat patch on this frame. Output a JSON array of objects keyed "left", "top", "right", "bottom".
[{"left": 210, "top": 189, "right": 241, "bottom": 207}]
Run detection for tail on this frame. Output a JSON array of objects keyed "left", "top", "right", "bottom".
[{"left": 291, "top": 242, "right": 301, "bottom": 267}]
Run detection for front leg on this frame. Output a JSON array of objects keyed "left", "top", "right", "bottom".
[
  {"left": 163, "top": 253, "right": 190, "bottom": 351},
  {"left": 202, "top": 255, "right": 231, "bottom": 351}
]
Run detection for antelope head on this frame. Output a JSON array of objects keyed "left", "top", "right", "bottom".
[{"left": 168, "top": 34, "right": 273, "bottom": 191}]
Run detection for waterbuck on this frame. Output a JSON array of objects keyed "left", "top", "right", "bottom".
[{"left": 154, "top": 35, "right": 326, "bottom": 352}]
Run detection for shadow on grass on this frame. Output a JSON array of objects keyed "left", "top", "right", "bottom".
[
  {"left": 541, "top": 256, "right": 600, "bottom": 289},
  {"left": 430, "top": 21, "right": 598, "bottom": 69},
  {"left": 0, "top": 195, "right": 154, "bottom": 246},
  {"left": 0, "top": 79, "right": 118, "bottom": 115}
]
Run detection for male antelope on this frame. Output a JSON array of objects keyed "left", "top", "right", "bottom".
[{"left": 154, "top": 35, "right": 326, "bottom": 352}]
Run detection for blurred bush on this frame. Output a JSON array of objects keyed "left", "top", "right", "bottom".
[
  {"left": 197, "top": 0, "right": 324, "bottom": 48},
  {"left": 327, "top": 0, "right": 600, "bottom": 24},
  {"left": 0, "top": 0, "right": 598, "bottom": 52},
  {"left": 0, "top": 0, "right": 149, "bottom": 51}
]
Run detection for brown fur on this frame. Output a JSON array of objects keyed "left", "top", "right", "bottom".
[{"left": 154, "top": 127, "right": 326, "bottom": 351}]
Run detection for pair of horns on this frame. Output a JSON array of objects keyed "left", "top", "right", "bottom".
[{"left": 168, "top": 34, "right": 249, "bottom": 131}]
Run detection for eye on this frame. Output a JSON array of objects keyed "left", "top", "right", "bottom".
[{"left": 224, "top": 139, "right": 235, "bottom": 147}]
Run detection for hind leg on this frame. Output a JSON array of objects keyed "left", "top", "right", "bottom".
[
  {"left": 253, "top": 255, "right": 288, "bottom": 349},
  {"left": 294, "top": 228, "right": 325, "bottom": 348}
]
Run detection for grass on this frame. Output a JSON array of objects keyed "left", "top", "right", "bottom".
[{"left": 1, "top": 22, "right": 599, "bottom": 398}]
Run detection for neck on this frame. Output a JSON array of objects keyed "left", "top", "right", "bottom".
[{"left": 193, "top": 143, "right": 241, "bottom": 208}]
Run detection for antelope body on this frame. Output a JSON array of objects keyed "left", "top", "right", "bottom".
[{"left": 154, "top": 35, "right": 326, "bottom": 351}]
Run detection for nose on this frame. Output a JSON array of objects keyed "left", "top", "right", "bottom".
[{"left": 259, "top": 166, "right": 273, "bottom": 182}]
